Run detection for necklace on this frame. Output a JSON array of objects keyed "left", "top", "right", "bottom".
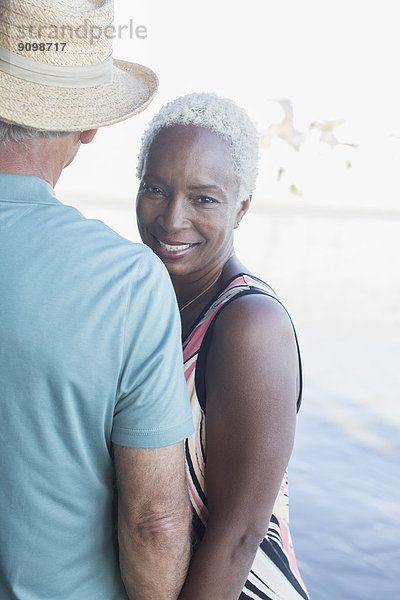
[{"left": 179, "top": 271, "right": 222, "bottom": 313}]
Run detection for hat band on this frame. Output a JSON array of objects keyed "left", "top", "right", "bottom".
[{"left": 0, "top": 46, "right": 113, "bottom": 88}]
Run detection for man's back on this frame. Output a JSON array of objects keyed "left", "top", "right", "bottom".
[{"left": 0, "top": 174, "right": 193, "bottom": 599}]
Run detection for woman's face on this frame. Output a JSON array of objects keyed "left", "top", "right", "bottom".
[{"left": 136, "top": 125, "right": 248, "bottom": 280}]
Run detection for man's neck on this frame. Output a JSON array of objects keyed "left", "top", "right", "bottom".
[
  {"left": 0, "top": 156, "right": 56, "bottom": 188},
  {"left": 0, "top": 133, "right": 78, "bottom": 188}
]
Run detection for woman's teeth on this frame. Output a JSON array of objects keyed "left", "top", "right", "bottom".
[{"left": 158, "top": 240, "right": 192, "bottom": 252}]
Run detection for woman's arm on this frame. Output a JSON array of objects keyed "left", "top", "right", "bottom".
[{"left": 178, "top": 294, "right": 299, "bottom": 600}]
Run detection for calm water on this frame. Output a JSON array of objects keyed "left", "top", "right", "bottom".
[
  {"left": 237, "top": 204, "right": 400, "bottom": 599},
  {"left": 290, "top": 399, "right": 400, "bottom": 599},
  {"left": 63, "top": 192, "right": 400, "bottom": 599}
]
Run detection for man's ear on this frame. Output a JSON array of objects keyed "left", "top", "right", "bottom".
[
  {"left": 79, "top": 129, "right": 98, "bottom": 145},
  {"left": 234, "top": 194, "right": 252, "bottom": 229}
]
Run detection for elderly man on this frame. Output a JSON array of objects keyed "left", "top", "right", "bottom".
[{"left": 0, "top": 2, "right": 193, "bottom": 600}]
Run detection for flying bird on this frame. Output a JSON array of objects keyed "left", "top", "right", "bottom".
[
  {"left": 259, "top": 98, "right": 305, "bottom": 151},
  {"left": 309, "top": 120, "right": 359, "bottom": 150}
]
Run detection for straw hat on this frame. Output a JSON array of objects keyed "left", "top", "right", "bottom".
[{"left": 0, "top": 0, "right": 158, "bottom": 131}]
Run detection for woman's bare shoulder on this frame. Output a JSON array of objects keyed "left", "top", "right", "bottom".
[{"left": 212, "top": 291, "right": 295, "bottom": 351}]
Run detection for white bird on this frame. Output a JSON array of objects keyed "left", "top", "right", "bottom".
[
  {"left": 259, "top": 98, "right": 305, "bottom": 152},
  {"left": 309, "top": 120, "right": 359, "bottom": 150}
]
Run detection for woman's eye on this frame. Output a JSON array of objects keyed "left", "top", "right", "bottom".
[
  {"left": 195, "top": 196, "right": 217, "bottom": 205},
  {"left": 141, "top": 182, "right": 164, "bottom": 195}
]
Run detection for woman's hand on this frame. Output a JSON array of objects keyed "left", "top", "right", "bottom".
[{"left": 178, "top": 293, "right": 299, "bottom": 599}]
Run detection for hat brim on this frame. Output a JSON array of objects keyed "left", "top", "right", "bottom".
[{"left": 0, "top": 59, "right": 158, "bottom": 131}]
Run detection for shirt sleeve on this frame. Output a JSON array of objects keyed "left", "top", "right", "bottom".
[{"left": 111, "top": 251, "right": 194, "bottom": 448}]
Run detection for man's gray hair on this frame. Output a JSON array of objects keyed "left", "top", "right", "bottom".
[
  {"left": 0, "top": 121, "right": 70, "bottom": 144},
  {"left": 136, "top": 93, "right": 259, "bottom": 204}
]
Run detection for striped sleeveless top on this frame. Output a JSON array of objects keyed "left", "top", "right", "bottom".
[{"left": 183, "top": 273, "right": 309, "bottom": 600}]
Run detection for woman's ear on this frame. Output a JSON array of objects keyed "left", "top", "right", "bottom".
[{"left": 234, "top": 195, "right": 252, "bottom": 229}]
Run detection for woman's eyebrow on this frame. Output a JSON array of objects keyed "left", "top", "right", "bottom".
[
  {"left": 142, "top": 173, "right": 168, "bottom": 186},
  {"left": 188, "top": 184, "right": 225, "bottom": 194}
]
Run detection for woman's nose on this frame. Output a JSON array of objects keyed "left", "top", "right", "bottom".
[{"left": 158, "top": 196, "right": 190, "bottom": 232}]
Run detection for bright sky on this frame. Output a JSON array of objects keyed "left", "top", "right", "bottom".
[{"left": 58, "top": 0, "right": 400, "bottom": 209}]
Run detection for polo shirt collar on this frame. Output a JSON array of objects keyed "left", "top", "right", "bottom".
[{"left": 0, "top": 173, "right": 60, "bottom": 205}]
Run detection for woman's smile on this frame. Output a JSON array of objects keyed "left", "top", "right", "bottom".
[{"left": 153, "top": 234, "right": 199, "bottom": 259}]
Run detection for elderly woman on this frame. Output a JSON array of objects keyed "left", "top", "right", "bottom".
[{"left": 136, "top": 93, "right": 309, "bottom": 600}]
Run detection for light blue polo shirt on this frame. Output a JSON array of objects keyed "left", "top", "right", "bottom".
[{"left": 0, "top": 174, "right": 193, "bottom": 600}]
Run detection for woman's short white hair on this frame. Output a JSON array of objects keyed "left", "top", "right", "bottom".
[{"left": 136, "top": 92, "right": 259, "bottom": 204}]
